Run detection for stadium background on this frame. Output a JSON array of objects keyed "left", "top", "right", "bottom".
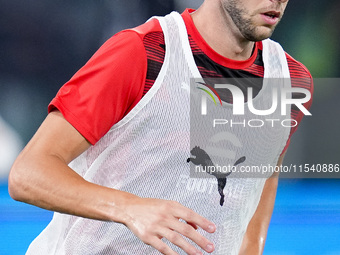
[{"left": 0, "top": 0, "right": 339, "bottom": 254}]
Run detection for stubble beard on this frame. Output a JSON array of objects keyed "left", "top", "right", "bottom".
[{"left": 223, "top": 0, "right": 277, "bottom": 42}]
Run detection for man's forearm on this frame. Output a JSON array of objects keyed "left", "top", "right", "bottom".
[
  {"left": 9, "top": 151, "right": 134, "bottom": 223},
  {"left": 9, "top": 151, "right": 217, "bottom": 255},
  {"left": 238, "top": 175, "right": 279, "bottom": 255},
  {"left": 239, "top": 152, "right": 285, "bottom": 254}
]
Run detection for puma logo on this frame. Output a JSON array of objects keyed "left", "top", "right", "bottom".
[{"left": 187, "top": 146, "right": 246, "bottom": 206}]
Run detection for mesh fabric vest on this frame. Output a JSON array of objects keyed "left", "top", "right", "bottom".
[{"left": 27, "top": 12, "right": 291, "bottom": 255}]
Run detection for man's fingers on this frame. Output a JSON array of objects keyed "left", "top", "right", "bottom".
[
  {"left": 150, "top": 237, "right": 179, "bottom": 255},
  {"left": 171, "top": 220, "right": 215, "bottom": 253},
  {"left": 124, "top": 199, "right": 216, "bottom": 255},
  {"left": 186, "top": 221, "right": 198, "bottom": 230},
  {"left": 171, "top": 202, "right": 216, "bottom": 233},
  {"left": 159, "top": 229, "right": 203, "bottom": 255}
]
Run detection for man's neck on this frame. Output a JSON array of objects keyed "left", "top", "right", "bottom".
[{"left": 191, "top": 3, "right": 255, "bottom": 61}]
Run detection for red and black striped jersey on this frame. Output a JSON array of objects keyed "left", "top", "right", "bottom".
[{"left": 49, "top": 9, "right": 313, "bottom": 154}]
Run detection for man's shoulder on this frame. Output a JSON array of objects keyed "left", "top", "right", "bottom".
[
  {"left": 127, "top": 17, "right": 163, "bottom": 40},
  {"left": 284, "top": 53, "right": 314, "bottom": 109},
  {"left": 284, "top": 52, "right": 313, "bottom": 95},
  {"left": 285, "top": 52, "right": 312, "bottom": 80},
  {"left": 96, "top": 18, "right": 164, "bottom": 59}
]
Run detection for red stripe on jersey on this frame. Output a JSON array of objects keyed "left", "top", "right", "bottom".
[
  {"left": 244, "top": 64, "right": 264, "bottom": 77},
  {"left": 140, "top": 10, "right": 313, "bottom": 156},
  {"left": 282, "top": 53, "right": 313, "bottom": 153},
  {"left": 49, "top": 9, "right": 313, "bottom": 151}
]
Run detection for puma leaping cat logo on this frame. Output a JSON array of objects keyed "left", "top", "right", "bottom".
[{"left": 187, "top": 146, "right": 246, "bottom": 206}]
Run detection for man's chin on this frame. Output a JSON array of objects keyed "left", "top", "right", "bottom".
[{"left": 245, "top": 28, "right": 275, "bottom": 42}]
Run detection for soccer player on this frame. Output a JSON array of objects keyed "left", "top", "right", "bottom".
[{"left": 9, "top": 0, "right": 313, "bottom": 254}]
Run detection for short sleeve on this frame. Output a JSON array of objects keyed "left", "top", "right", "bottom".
[
  {"left": 280, "top": 53, "right": 314, "bottom": 155},
  {"left": 48, "top": 30, "right": 147, "bottom": 145}
]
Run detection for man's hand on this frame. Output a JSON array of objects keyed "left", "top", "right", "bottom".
[{"left": 124, "top": 197, "right": 216, "bottom": 255}]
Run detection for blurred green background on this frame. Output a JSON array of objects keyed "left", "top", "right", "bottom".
[{"left": 0, "top": 1, "right": 339, "bottom": 254}]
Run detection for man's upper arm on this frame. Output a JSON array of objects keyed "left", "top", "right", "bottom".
[
  {"left": 8, "top": 110, "right": 90, "bottom": 199},
  {"left": 274, "top": 150, "right": 286, "bottom": 176},
  {"left": 28, "top": 110, "right": 91, "bottom": 164}
]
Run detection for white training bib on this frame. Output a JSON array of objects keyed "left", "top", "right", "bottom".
[{"left": 26, "top": 11, "right": 291, "bottom": 255}]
